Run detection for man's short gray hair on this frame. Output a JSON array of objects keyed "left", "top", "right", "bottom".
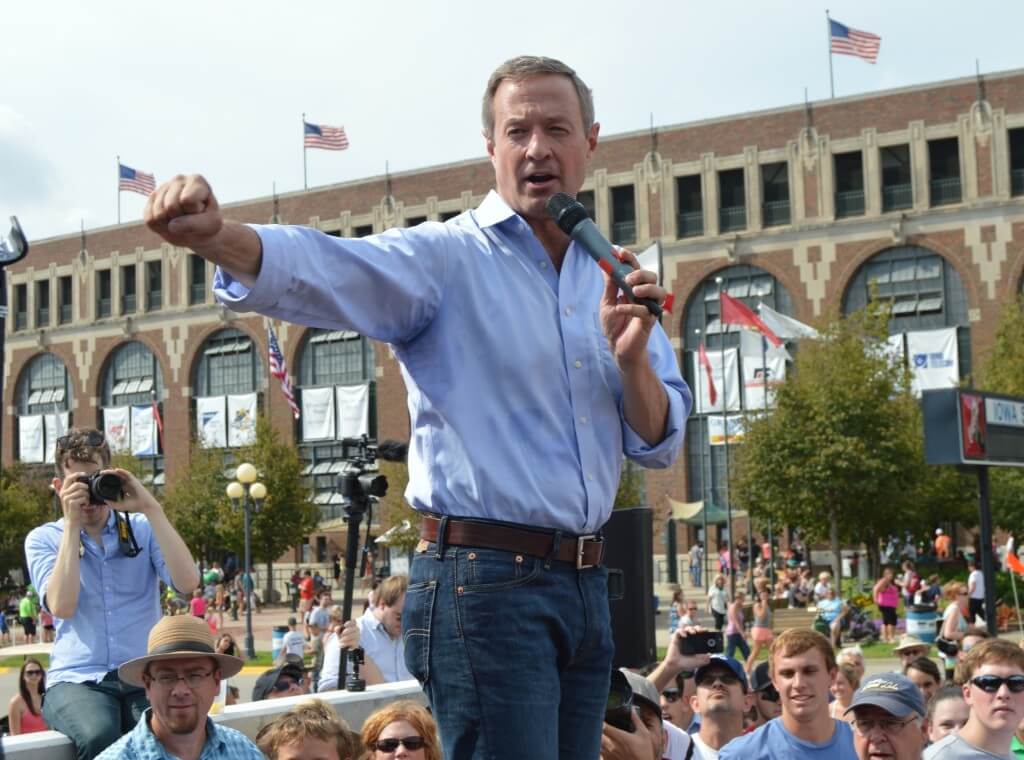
[{"left": 482, "top": 55, "right": 594, "bottom": 139}]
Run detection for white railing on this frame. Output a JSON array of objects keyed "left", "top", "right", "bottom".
[{"left": 1, "top": 680, "right": 425, "bottom": 759}]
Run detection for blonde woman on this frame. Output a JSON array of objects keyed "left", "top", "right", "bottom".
[{"left": 829, "top": 662, "right": 860, "bottom": 721}]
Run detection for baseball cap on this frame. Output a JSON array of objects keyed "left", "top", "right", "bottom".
[
  {"left": 287, "top": 616, "right": 297, "bottom": 626},
  {"left": 618, "top": 669, "right": 661, "bottom": 716},
  {"left": 749, "top": 661, "right": 772, "bottom": 692},
  {"left": 252, "top": 661, "right": 305, "bottom": 702},
  {"left": 694, "top": 655, "right": 749, "bottom": 692},
  {"left": 845, "top": 672, "right": 926, "bottom": 719}
]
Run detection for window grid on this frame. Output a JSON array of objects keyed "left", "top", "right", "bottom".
[
  {"left": 14, "top": 283, "right": 27, "bottom": 330},
  {"left": 103, "top": 341, "right": 163, "bottom": 408},
  {"left": 59, "top": 276, "right": 73, "bottom": 324},
  {"left": 96, "top": 270, "right": 112, "bottom": 318},
  {"left": 189, "top": 257, "right": 206, "bottom": 305},
  {"left": 194, "top": 329, "right": 260, "bottom": 397},
  {"left": 146, "top": 261, "right": 162, "bottom": 311},
  {"left": 17, "top": 353, "right": 70, "bottom": 415},
  {"left": 122, "top": 265, "right": 137, "bottom": 314},
  {"left": 35, "top": 281, "right": 50, "bottom": 328}
]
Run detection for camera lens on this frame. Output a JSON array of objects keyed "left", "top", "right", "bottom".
[{"left": 88, "top": 472, "right": 122, "bottom": 504}]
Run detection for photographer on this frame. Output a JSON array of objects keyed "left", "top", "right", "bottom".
[
  {"left": 602, "top": 669, "right": 677, "bottom": 760},
  {"left": 24, "top": 428, "right": 199, "bottom": 760}
]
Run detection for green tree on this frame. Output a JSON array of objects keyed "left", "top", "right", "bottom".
[
  {"left": 377, "top": 459, "right": 419, "bottom": 556},
  {"left": 0, "top": 464, "right": 52, "bottom": 587},
  {"left": 225, "top": 417, "right": 318, "bottom": 602},
  {"left": 163, "top": 441, "right": 230, "bottom": 569},
  {"left": 978, "top": 297, "right": 1024, "bottom": 530},
  {"left": 732, "top": 302, "right": 927, "bottom": 580}
]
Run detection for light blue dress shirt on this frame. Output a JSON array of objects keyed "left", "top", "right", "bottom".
[
  {"left": 24, "top": 509, "right": 174, "bottom": 685},
  {"left": 357, "top": 607, "right": 413, "bottom": 683},
  {"left": 95, "top": 709, "right": 263, "bottom": 759},
  {"left": 214, "top": 190, "right": 690, "bottom": 534}
]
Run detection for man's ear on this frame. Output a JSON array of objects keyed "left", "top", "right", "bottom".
[{"left": 51, "top": 477, "right": 62, "bottom": 495}]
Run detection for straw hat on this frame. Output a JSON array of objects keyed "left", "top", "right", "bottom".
[
  {"left": 892, "top": 633, "right": 930, "bottom": 653},
  {"left": 118, "top": 615, "right": 244, "bottom": 687}
]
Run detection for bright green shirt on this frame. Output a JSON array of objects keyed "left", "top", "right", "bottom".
[
  {"left": 18, "top": 596, "right": 37, "bottom": 618},
  {"left": 1011, "top": 735, "right": 1024, "bottom": 758}
]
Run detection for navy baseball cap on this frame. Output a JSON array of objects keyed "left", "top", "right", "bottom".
[
  {"left": 694, "top": 655, "right": 749, "bottom": 692},
  {"left": 845, "top": 672, "right": 926, "bottom": 718},
  {"left": 749, "top": 661, "right": 773, "bottom": 692}
]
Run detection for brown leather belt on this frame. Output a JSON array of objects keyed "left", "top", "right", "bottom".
[{"left": 420, "top": 514, "right": 605, "bottom": 569}]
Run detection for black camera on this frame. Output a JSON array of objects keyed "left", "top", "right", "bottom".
[
  {"left": 345, "top": 647, "right": 366, "bottom": 692},
  {"left": 86, "top": 472, "right": 123, "bottom": 505},
  {"left": 679, "top": 631, "right": 724, "bottom": 656},
  {"left": 604, "top": 670, "right": 636, "bottom": 733}
]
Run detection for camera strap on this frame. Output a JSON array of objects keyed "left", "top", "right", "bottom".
[{"left": 115, "top": 511, "right": 141, "bottom": 558}]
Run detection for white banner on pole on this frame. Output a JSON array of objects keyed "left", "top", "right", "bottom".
[
  {"left": 301, "top": 387, "right": 336, "bottom": 441},
  {"left": 104, "top": 406, "right": 131, "bottom": 453},
  {"left": 337, "top": 383, "right": 370, "bottom": 438},
  {"left": 131, "top": 404, "right": 157, "bottom": 456},
  {"left": 739, "top": 331, "right": 787, "bottom": 409},
  {"left": 907, "top": 327, "right": 959, "bottom": 395},
  {"left": 227, "top": 393, "right": 258, "bottom": 447},
  {"left": 708, "top": 414, "right": 746, "bottom": 446},
  {"left": 692, "top": 349, "right": 740, "bottom": 413},
  {"left": 43, "top": 413, "right": 69, "bottom": 464},
  {"left": 19, "top": 415, "right": 44, "bottom": 463},
  {"left": 196, "top": 396, "right": 227, "bottom": 448}
]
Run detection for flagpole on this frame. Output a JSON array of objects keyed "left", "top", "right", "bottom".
[
  {"left": 302, "top": 114, "right": 308, "bottom": 190},
  {"left": 716, "top": 276, "right": 734, "bottom": 597},
  {"left": 826, "top": 10, "right": 835, "bottom": 99},
  {"left": 696, "top": 328, "right": 710, "bottom": 593},
  {"left": 116, "top": 155, "right": 121, "bottom": 225}
]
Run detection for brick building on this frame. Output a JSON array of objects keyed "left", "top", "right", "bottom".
[{"left": 6, "top": 68, "right": 1024, "bottom": 570}]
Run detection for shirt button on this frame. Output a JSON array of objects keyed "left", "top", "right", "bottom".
[
  {"left": 564, "top": 307, "right": 573, "bottom": 316},
  {"left": 574, "top": 360, "right": 583, "bottom": 369},
  {"left": 540, "top": 261, "right": 548, "bottom": 268},
  {"left": 587, "top": 473, "right": 595, "bottom": 482},
  {"left": 580, "top": 416, "right": 588, "bottom": 424}
]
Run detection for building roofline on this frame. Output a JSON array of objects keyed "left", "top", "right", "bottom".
[{"left": 30, "top": 66, "right": 1024, "bottom": 247}]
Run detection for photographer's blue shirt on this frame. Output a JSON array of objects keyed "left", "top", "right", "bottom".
[
  {"left": 719, "top": 717, "right": 857, "bottom": 759},
  {"left": 214, "top": 191, "right": 690, "bottom": 535},
  {"left": 24, "top": 509, "right": 174, "bottom": 685}
]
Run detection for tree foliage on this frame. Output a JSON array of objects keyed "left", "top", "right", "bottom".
[
  {"left": 377, "top": 459, "right": 419, "bottom": 555},
  {"left": 731, "top": 302, "right": 974, "bottom": 575},
  {"left": 978, "top": 297, "right": 1024, "bottom": 530},
  {"left": 162, "top": 441, "right": 231, "bottom": 567},
  {"left": 0, "top": 464, "right": 53, "bottom": 588}
]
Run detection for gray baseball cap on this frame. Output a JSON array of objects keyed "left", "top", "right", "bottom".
[
  {"left": 619, "top": 668, "right": 661, "bottom": 716},
  {"left": 845, "top": 672, "right": 926, "bottom": 718}
]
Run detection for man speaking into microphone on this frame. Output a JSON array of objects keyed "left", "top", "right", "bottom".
[{"left": 144, "top": 55, "right": 690, "bottom": 760}]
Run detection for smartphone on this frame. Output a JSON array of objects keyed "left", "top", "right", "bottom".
[{"left": 678, "top": 630, "right": 724, "bottom": 655}]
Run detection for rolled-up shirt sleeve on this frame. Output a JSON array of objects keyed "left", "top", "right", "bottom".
[
  {"left": 621, "top": 327, "right": 692, "bottom": 468},
  {"left": 24, "top": 526, "right": 58, "bottom": 613},
  {"left": 213, "top": 223, "right": 450, "bottom": 345}
]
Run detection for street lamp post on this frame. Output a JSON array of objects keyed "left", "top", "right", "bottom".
[{"left": 227, "top": 462, "right": 266, "bottom": 660}]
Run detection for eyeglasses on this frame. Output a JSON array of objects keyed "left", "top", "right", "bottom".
[
  {"left": 149, "top": 670, "right": 214, "bottom": 689},
  {"left": 970, "top": 675, "right": 1024, "bottom": 693},
  {"left": 371, "top": 736, "right": 425, "bottom": 752},
  {"left": 23, "top": 670, "right": 43, "bottom": 677},
  {"left": 272, "top": 677, "right": 304, "bottom": 692},
  {"left": 56, "top": 431, "right": 105, "bottom": 449},
  {"left": 852, "top": 716, "right": 916, "bottom": 737},
  {"left": 662, "top": 689, "right": 682, "bottom": 703},
  {"left": 758, "top": 685, "right": 780, "bottom": 703},
  {"left": 697, "top": 671, "right": 741, "bottom": 687}
]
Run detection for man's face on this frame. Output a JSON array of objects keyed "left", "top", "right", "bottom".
[
  {"left": 661, "top": 674, "right": 696, "bottom": 728},
  {"left": 906, "top": 666, "right": 939, "bottom": 704},
  {"left": 754, "top": 687, "right": 783, "bottom": 723},
  {"left": 378, "top": 592, "right": 405, "bottom": 639},
  {"left": 319, "top": 592, "right": 332, "bottom": 607},
  {"left": 692, "top": 666, "right": 749, "bottom": 721},
  {"left": 898, "top": 648, "right": 929, "bottom": 668},
  {"left": 55, "top": 457, "right": 110, "bottom": 532},
  {"left": 266, "top": 670, "right": 305, "bottom": 700},
  {"left": 963, "top": 662, "right": 1024, "bottom": 736},
  {"left": 485, "top": 74, "right": 598, "bottom": 227},
  {"left": 773, "top": 648, "right": 835, "bottom": 724},
  {"left": 145, "top": 656, "right": 220, "bottom": 737},
  {"left": 635, "top": 702, "right": 666, "bottom": 760},
  {"left": 926, "top": 697, "right": 969, "bottom": 743},
  {"left": 851, "top": 705, "right": 925, "bottom": 760}
]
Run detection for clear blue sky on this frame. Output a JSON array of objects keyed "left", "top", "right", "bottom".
[{"left": 4, "top": 0, "right": 1022, "bottom": 242}]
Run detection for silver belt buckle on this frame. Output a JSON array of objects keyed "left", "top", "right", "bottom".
[{"left": 576, "top": 534, "right": 599, "bottom": 569}]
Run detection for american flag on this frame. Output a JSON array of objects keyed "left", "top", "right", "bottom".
[
  {"left": 268, "top": 324, "right": 301, "bottom": 419},
  {"left": 304, "top": 121, "right": 350, "bottom": 151},
  {"left": 118, "top": 163, "right": 156, "bottom": 196},
  {"left": 829, "top": 19, "right": 881, "bottom": 64}
]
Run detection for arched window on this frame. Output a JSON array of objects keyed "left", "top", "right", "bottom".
[
  {"left": 15, "top": 353, "right": 71, "bottom": 464},
  {"left": 297, "top": 329, "right": 377, "bottom": 524},
  {"left": 842, "top": 245, "right": 971, "bottom": 378},
  {"left": 681, "top": 266, "right": 797, "bottom": 511},
  {"left": 16, "top": 353, "right": 70, "bottom": 415},
  {"left": 193, "top": 328, "right": 262, "bottom": 396},
  {"left": 101, "top": 341, "right": 164, "bottom": 407}
]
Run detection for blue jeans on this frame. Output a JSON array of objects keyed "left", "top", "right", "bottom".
[
  {"left": 43, "top": 671, "right": 148, "bottom": 760},
  {"left": 690, "top": 563, "right": 702, "bottom": 588},
  {"left": 403, "top": 542, "right": 613, "bottom": 760},
  {"left": 725, "top": 632, "right": 751, "bottom": 662}
]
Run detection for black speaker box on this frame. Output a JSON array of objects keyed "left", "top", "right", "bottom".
[{"left": 603, "top": 507, "right": 655, "bottom": 669}]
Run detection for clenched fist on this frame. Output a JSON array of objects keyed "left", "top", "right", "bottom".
[{"left": 144, "top": 174, "right": 224, "bottom": 250}]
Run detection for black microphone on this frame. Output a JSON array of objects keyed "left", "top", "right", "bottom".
[{"left": 546, "top": 193, "right": 662, "bottom": 317}]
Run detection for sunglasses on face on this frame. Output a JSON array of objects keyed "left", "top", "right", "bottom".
[
  {"left": 372, "top": 736, "right": 425, "bottom": 752},
  {"left": 697, "top": 671, "right": 741, "bottom": 687},
  {"left": 971, "top": 675, "right": 1024, "bottom": 693},
  {"left": 662, "top": 689, "right": 682, "bottom": 703},
  {"left": 272, "top": 677, "right": 304, "bottom": 692},
  {"left": 23, "top": 670, "right": 43, "bottom": 677},
  {"left": 758, "top": 685, "right": 780, "bottom": 703},
  {"left": 56, "top": 431, "right": 105, "bottom": 449}
]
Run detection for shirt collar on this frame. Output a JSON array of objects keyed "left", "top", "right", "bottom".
[
  {"left": 474, "top": 190, "right": 520, "bottom": 229},
  {"left": 139, "top": 709, "right": 221, "bottom": 754}
]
